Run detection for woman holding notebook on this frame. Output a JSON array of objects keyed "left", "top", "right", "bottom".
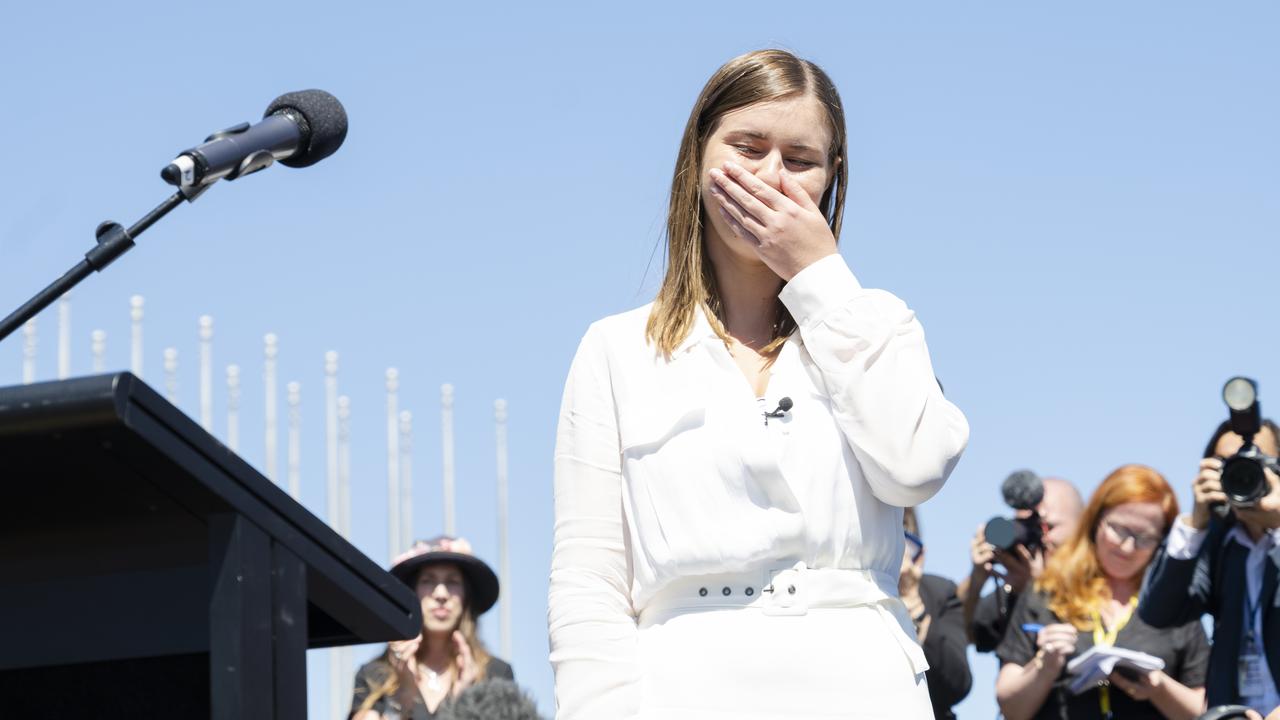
[{"left": 994, "top": 464, "right": 1210, "bottom": 720}]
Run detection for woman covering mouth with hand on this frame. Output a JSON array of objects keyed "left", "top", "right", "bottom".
[{"left": 549, "top": 48, "right": 969, "bottom": 719}]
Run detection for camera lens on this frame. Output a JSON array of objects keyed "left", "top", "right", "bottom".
[
  {"left": 1221, "top": 455, "right": 1268, "bottom": 506},
  {"left": 984, "top": 517, "right": 1017, "bottom": 551}
]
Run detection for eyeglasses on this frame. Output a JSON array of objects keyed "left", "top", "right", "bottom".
[
  {"left": 904, "top": 530, "right": 924, "bottom": 561},
  {"left": 1100, "top": 518, "right": 1162, "bottom": 550}
]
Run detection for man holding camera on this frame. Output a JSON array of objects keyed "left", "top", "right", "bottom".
[
  {"left": 960, "top": 476, "right": 1084, "bottom": 652},
  {"left": 1141, "top": 421, "right": 1280, "bottom": 716}
]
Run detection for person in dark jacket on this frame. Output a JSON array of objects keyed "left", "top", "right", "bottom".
[
  {"left": 902, "top": 508, "right": 971, "bottom": 720},
  {"left": 959, "top": 477, "right": 1084, "bottom": 654},
  {"left": 1140, "top": 421, "right": 1280, "bottom": 716}
]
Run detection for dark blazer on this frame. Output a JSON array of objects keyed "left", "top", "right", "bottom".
[
  {"left": 1139, "top": 516, "right": 1280, "bottom": 707},
  {"left": 919, "top": 574, "right": 972, "bottom": 720}
]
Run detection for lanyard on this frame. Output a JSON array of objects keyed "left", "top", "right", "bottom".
[
  {"left": 1241, "top": 533, "right": 1273, "bottom": 646},
  {"left": 1092, "top": 597, "right": 1138, "bottom": 719},
  {"left": 1244, "top": 585, "right": 1265, "bottom": 647}
]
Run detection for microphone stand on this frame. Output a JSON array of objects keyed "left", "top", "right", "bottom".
[{"left": 0, "top": 189, "right": 194, "bottom": 344}]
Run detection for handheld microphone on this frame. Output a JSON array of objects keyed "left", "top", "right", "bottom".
[
  {"left": 160, "top": 89, "right": 348, "bottom": 189},
  {"left": 763, "top": 396, "right": 793, "bottom": 426}
]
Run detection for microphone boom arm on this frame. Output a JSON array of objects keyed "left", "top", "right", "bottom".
[{"left": 0, "top": 190, "right": 188, "bottom": 344}]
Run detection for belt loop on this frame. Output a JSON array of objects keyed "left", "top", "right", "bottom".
[{"left": 762, "top": 562, "right": 808, "bottom": 617}]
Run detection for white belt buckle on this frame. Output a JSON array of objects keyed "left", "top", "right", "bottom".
[{"left": 761, "top": 562, "right": 808, "bottom": 617}]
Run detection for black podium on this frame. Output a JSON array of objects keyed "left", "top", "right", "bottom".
[{"left": 0, "top": 373, "right": 421, "bottom": 718}]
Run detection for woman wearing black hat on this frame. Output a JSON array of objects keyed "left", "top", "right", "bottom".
[{"left": 351, "top": 536, "right": 514, "bottom": 720}]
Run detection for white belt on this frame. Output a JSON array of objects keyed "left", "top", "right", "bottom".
[{"left": 639, "top": 562, "right": 929, "bottom": 676}]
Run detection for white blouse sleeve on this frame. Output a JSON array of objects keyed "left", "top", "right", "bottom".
[
  {"left": 548, "top": 324, "right": 641, "bottom": 719},
  {"left": 779, "top": 253, "right": 970, "bottom": 507}
]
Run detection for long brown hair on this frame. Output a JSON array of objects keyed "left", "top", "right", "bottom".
[
  {"left": 1035, "top": 464, "right": 1179, "bottom": 629},
  {"left": 356, "top": 574, "right": 494, "bottom": 714},
  {"left": 645, "top": 49, "right": 849, "bottom": 356}
]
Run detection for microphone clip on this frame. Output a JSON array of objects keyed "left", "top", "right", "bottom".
[{"left": 763, "top": 397, "right": 793, "bottom": 426}]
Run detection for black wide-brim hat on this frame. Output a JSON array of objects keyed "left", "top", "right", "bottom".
[{"left": 390, "top": 536, "right": 500, "bottom": 616}]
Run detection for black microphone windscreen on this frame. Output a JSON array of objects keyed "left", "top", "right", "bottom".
[
  {"left": 1001, "top": 469, "right": 1044, "bottom": 511},
  {"left": 265, "top": 89, "right": 348, "bottom": 168},
  {"left": 439, "top": 679, "right": 544, "bottom": 720},
  {"left": 778, "top": 397, "right": 793, "bottom": 411}
]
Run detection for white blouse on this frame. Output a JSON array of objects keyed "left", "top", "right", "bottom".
[{"left": 548, "top": 254, "right": 970, "bottom": 718}]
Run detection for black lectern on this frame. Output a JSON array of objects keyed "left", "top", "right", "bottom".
[{"left": 0, "top": 373, "right": 421, "bottom": 719}]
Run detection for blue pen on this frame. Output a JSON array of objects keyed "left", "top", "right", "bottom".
[{"left": 1021, "top": 623, "right": 1045, "bottom": 633}]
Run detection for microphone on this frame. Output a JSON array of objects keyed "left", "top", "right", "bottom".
[
  {"left": 763, "top": 396, "right": 793, "bottom": 425},
  {"left": 1001, "top": 469, "right": 1044, "bottom": 511},
  {"left": 160, "top": 89, "right": 348, "bottom": 188}
]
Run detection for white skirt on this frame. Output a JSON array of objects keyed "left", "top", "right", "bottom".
[{"left": 635, "top": 565, "right": 934, "bottom": 720}]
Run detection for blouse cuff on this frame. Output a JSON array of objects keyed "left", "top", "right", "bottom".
[
  {"left": 1165, "top": 516, "right": 1208, "bottom": 560},
  {"left": 778, "top": 253, "right": 862, "bottom": 328}
]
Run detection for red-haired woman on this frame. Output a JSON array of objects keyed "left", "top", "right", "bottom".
[{"left": 995, "top": 465, "right": 1209, "bottom": 720}]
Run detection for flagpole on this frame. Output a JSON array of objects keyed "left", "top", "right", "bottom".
[
  {"left": 495, "top": 398, "right": 511, "bottom": 659},
  {"left": 441, "top": 383, "right": 456, "bottom": 536},
  {"left": 129, "top": 295, "right": 144, "bottom": 378},
  {"left": 264, "top": 333, "right": 279, "bottom": 484},
  {"left": 386, "top": 369, "right": 401, "bottom": 561},
  {"left": 198, "top": 316, "right": 213, "bottom": 431},
  {"left": 226, "top": 364, "right": 241, "bottom": 452}
]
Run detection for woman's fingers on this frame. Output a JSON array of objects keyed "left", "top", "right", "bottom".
[
  {"left": 719, "top": 161, "right": 788, "bottom": 212},
  {"left": 1194, "top": 470, "right": 1227, "bottom": 502},
  {"left": 779, "top": 172, "right": 819, "bottom": 211},
  {"left": 709, "top": 181, "right": 764, "bottom": 237},
  {"left": 1195, "top": 468, "right": 1223, "bottom": 488},
  {"left": 709, "top": 168, "right": 773, "bottom": 223},
  {"left": 1198, "top": 490, "right": 1229, "bottom": 506},
  {"left": 389, "top": 635, "right": 420, "bottom": 657},
  {"left": 715, "top": 205, "right": 760, "bottom": 246},
  {"left": 1108, "top": 672, "right": 1138, "bottom": 697},
  {"left": 454, "top": 631, "right": 474, "bottom": 664},
  {"left": 1035, "top": 623, "right": 1077, "bottom": 655}
]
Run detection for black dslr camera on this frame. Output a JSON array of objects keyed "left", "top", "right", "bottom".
[
  {"left": 984, "top": 470, "right": 1045, "bottom": 552},
  {"left": 1218, "top": 376, "right": 1279, "bottom": 509}
]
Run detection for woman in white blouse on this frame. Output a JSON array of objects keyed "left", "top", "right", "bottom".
[{"left": 549, "top": 49, "right": 969, "bottom": 720}]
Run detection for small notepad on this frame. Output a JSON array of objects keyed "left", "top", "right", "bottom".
[{"left": 1065, "top": 645, "right": 1166, "bottom": 695}]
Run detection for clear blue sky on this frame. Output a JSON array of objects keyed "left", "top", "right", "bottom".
[{"left": 2, "top": 2, "right": 1277, "bottom": 717}]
